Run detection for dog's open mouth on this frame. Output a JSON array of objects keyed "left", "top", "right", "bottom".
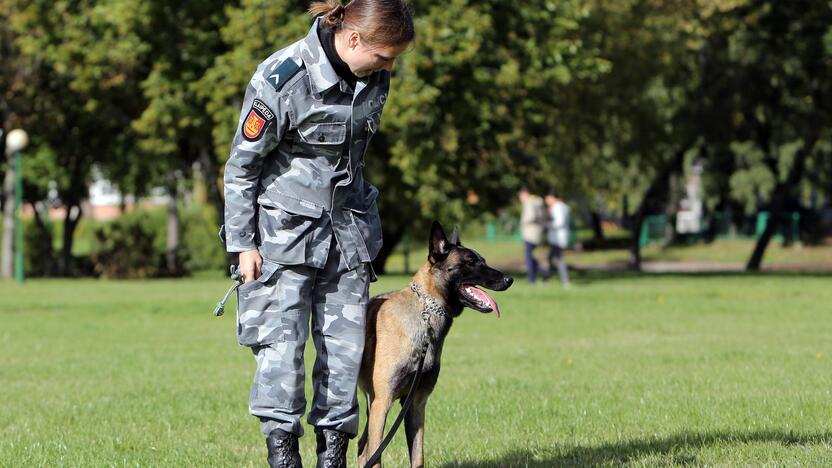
[{"left": 459, "top": 285, "right": 501, "bottom": 317}]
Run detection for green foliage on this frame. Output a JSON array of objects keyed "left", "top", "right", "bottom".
[
  {"left": 199, "top": 0, "right": 310, "bottom": 163},
  {"left": 699, "top": 1, "right": 831, "bottom": 208},
  {"left": 89, "top": 209, "right": 168, "bottom": 278},
  {"left": 126, "top": 1, "right": 229, "bottom": 196},
  {"left": 8, "top": 0, "right": 149, "bottom": 174},
  {"left": 22, "top": 218, "right": 51, "bottom": 277},
  {"left": 201, "top": 0, "right": 610, "bottom": 245},
  {"left": 180, "top": 204, "right": 227, "bottom": 273},
  {"left": 85, "top": 204, "right": 225, "bottom": 278},
  {"left": 379, "top": 0, "right": 610, "bottom": 225},
  {"left": 728, "top": 141, "right": 775, "bottom": 212},
  {"left": 3, "top": 0, "right": 831, "bottom": 274}
]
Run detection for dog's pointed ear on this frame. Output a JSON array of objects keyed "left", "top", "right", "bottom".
[
  {"left": 428, "top": 220, "right": 452, "bottom": 264},
  {"left": 449, "top": 226, "right": 461, "bottom": 246}
]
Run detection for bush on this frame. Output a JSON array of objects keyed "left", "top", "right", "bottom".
[
  {"left": 90, "top": 205, "right": 226, "bottom": 278},
  {"left": 180, "top": 204, "right": 227, "bottom": 273},
  {"left": 90, "top": 209, "right": 168, "bottom": 278},
  {"left": 16, "top": 203, "right": 227, "bottom": 278},
  {"left": 87, "top": 204, "right": 229, "bottom": 278}
]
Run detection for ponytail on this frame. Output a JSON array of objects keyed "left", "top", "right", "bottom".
[{"left": 309, "top": 1, "right": 347, "bottom": 30}]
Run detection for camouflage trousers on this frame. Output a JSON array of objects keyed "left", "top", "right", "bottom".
[{"left": 238, "top": 238, "right": 372, "bottom": 438}]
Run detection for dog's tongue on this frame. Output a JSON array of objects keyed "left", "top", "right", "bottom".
[{"left": 469, "top": 286, "right": 500, "bottom": 318}]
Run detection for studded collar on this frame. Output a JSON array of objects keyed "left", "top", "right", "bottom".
[{"left": 410, "top": 282, "right": 451, "bottom": 318}]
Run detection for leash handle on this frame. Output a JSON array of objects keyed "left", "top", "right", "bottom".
[
  {"left": 363, "top": 338, "right": 429, "bottom": 468},
  {"left": 213, "top": 265, "right": 243, "bottom": 317}
]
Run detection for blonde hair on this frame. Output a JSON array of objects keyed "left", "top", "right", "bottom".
[{"left": 309, "top": 0, "right": 415, "bottom": 46}]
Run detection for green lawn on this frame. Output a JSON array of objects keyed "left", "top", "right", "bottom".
[{"left": 2, "top": 272, "right": 832, "bottom": 466}]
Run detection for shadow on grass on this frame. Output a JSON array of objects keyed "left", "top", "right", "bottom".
[{"left": 437, "top": 430, "right": 832, "bottom": 467}]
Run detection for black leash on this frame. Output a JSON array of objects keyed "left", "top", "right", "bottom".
[
  {"left": 362, "top": 336, "right": 429, "bottom": 468},
  {"left": 363, "top": 282, "right": 443, "bottom": 468},
  {"left": 213, "top": 268, "right": 435, "bottom": 467}
]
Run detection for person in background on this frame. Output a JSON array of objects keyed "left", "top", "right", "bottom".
[
  {"left": 518, "top": 187, "right": 546, "bottom": 283},
  {"left": 544, "top": 189, "right": 571, "bottom": 287}
]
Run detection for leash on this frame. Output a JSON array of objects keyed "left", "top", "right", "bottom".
[
  {"left": 212, "top": 265, "right": 243, "bottom": 317},
  {"left": 362, "top": 332, "right": 428, "bottom": 468},
  {"left": 213, "top": 268, "right": 438, "bottom": 467},
  {"left": 363, "top": 283, "right": 447, "bottom": 468}
]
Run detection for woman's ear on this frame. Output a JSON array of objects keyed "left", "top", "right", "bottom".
[{"left": 347, "top": 30, "right": 360, "bottom": 50}]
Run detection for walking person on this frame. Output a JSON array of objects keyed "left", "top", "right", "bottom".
[
  {"left": 544, "top": 189, "right": 571, "bottom": 287},
  {"left": 518, "top": 187, "right": 546, "bottom": 283},
  {"left": 222, "top": 2, "right": 414, "bottom": 466}
]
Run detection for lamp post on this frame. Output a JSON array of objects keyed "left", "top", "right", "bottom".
[{"left": 3, "top": 129, "right": 28, "bottom": 283}]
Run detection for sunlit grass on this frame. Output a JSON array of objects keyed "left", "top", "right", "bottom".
[{"left": 2, "top": 272, "right": 831, "bottom": 466}]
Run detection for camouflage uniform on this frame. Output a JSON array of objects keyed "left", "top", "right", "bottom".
[{"left": 223, "top": 18, "right": 388, "bottom": 438}]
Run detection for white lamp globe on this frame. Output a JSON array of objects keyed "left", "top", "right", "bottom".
[{"left": 6, "top": 129, "right": 29, "bottom": 155}]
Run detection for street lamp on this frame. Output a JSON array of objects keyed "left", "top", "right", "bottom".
[{"left": 3, "top": 129, "right": 28, "bottom": 283}]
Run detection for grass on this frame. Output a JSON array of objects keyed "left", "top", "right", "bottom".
[{"left": 2, "top": 272, "right": 832, "bottom": 466}]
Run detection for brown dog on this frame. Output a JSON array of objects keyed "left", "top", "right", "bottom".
[{"left": 357, "top": 221, "right": 514, "bottom": 468}]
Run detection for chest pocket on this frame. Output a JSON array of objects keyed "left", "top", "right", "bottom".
[
  {"left": 294, "top": 121, "right": 347, "bottom": 161},
  {"left": 298, "top": 121, "right": 347, "bottom": 146}
]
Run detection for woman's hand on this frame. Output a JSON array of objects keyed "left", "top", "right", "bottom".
[{"left": 239, "top": 249, "right": 263, "bottom": 283}]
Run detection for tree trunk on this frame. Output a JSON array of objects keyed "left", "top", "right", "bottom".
[
  {"left": 200, "top": 150, "right": 234, "bottom": 268},
  {"left": 746, "top": 139, "right": 814, "bottom": 271},
  {"left": 32, "top": 201, "right": 56, "bottom": 276},
  {"left": 628, "top": 211, "right": 646, "bottom": 271},
  {"left": 165, "top": 180, "right": 180, "bottom": 276},
  {"left": 200, "top": 150, "right": 225, "bottom": 228},
  {"left": 372, "top": 224, "right": 405, "bottom": 275},
  {"left": 1, "top": 153, "right": 14, "bottom": 279},
  {"left": 628, "top": 146, "right": 689, "bottom": 270},
  {"left": 589, "top": 210, "right": 604, "bottom": 242},
  {"left": 58, "top": 203, "right": 81, "bottom": 276},
  {"left": 199, "top": 149, "right": 232, "bottom": 265}
]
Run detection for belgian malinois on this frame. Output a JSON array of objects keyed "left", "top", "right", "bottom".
[{"left": 357, "top": 221, "right": 514, "bottom": 468}]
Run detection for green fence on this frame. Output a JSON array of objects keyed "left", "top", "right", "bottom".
[
  {"left": 639, "top": 215, "right": 668, "bottom": 248},
  {"left": 755, "top": 211, "right": 800, "bottom": 243}
]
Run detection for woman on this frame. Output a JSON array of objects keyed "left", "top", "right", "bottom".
[
  {"left": 222, "top": 1, "right": 413, "bottom": 466},
  {"left": 544, "top": 189, "right": 571, "bottom": 287}
]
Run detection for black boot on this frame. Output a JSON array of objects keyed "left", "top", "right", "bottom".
[
  {"left": 266, "top": 429, "right": 302, "bottom": 468},
  {"left": 315, "top": 428, "right": 348, "bottom": 468}
]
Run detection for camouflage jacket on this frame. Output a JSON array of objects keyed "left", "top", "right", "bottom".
[{"left": 223, "top": 18, "right": 389, "bottom": 271}]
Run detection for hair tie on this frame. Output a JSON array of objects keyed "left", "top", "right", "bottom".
[{"left": 329, "top": 4, "right": 346, "bottom": 26}]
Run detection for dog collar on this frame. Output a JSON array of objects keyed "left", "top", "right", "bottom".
[{"left": 410, "top": 282, "right": 451, "bottom": 318}]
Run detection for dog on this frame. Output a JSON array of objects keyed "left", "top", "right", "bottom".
[{"left": 357, "top": 220, "right": 514, "bottom": 468}]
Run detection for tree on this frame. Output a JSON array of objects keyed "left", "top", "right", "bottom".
[
  {"left": 571, "top": 0, "right": 712, "bottom": 269},
  {"left": 0, "top": 2, "right": 30, "bottom": 278},
  {"left": 696, "top": 0, "right": 832, "bottom": 270},
  {"left": 5, "top": 0, "right": 150, "bottom": 275},
  {"left": 127, "top": 0, "right": 230, "bottom": 275}
]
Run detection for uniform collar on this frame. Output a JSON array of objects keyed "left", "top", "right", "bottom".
[{"left": 299, "top": 18, "right": 345, "bottom": 95}]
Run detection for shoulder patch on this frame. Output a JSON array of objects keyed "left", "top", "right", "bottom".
[
  {"left": 242, "top": 99, "right": 274, "bottom": 141},
  {"left": 265, "top": 59, "right": 302, "bottom": 92}
]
